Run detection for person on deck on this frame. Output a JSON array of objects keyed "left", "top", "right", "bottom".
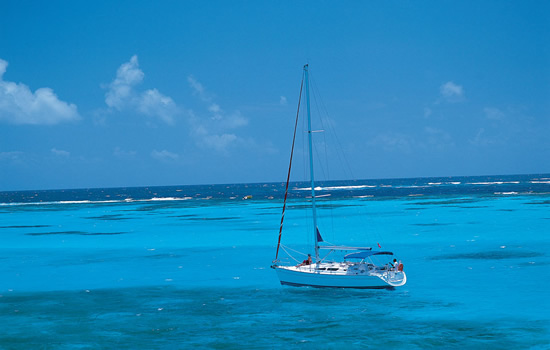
[
  {"left": 397, "top": 260, "right": 404, "bottom": 272},
  {"left": 297, "top": 254, "right": 312, "bottom": 267}
]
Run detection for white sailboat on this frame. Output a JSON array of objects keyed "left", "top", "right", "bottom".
[{"left": 271, "top": 65, "right": 407, "bottom": 289}]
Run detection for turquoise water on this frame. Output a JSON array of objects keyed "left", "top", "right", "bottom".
[{"left": 1, "top": 176, "right": 549, "bottom": 348}]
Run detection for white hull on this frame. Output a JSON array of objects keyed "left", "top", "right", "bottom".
[{"left": 273, "top": 263, "right": 406, "bottom": 289}]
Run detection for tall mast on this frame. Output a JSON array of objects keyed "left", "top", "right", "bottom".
[
  {"left": 274, "top": 73, "right": 304, "bottom": 262},
  {"left": 304, "top": 64, "right": 319, "bottom": 261}
]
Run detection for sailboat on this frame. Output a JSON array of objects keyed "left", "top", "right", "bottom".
[{"left": 271, "top": 65, "right": 407, "bottom": 289}]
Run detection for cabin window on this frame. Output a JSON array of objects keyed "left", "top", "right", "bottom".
[{"left": 327, "top": 268, "right": 339, "bottom": 271}]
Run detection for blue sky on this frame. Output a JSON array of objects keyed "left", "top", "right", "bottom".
[{"left": 1, "top": 1, "right": 549, "bottom": 190}]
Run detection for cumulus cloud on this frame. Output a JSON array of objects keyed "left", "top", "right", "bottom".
[
  {"left": 105, "top": 55, "right": 144, "bottom": 110},
  {"left": 424, "top": 107, "right": 432, "bottom": 118},
  {"left": 193, "top": 124, "right": 238, "bottom": 152},
  {"left": 113, "top": 147, "right": 137, "bottom": 158},
  {"left": 470, "top": 128, "right": 488, "bottom": 146},
  {"left": 0, "top": 58, "right": 80, "bottom": 125},
  {"left": 484, "top": 107, "right": 505, "bottom": 120},
  {"left": 0, "top": 151, "right": 24, "bottom": 161},
  {"left": 0, "top": 60, "right": 6, "bottom": 77},
  {"left": 220, "top": 111, "right": 248, "bottom": 129},
  {"left": 440, "top": 81, "right": 464, "bottom": 102},
  {"left": 424, "top": 127, "right": 455, "bottom": 150},
  {"left": 370, "top": 132, "right": 414, "bottom": 153},
  {"left": 151, "top": 149, "right": 179, "bottom": 161},
  {"left": 138, "top": 88, "right": 178, "bottom": 124},
  {"left": 105, "top": 55, "right": 178, "bottom": 124},
  {"left": 188, "top": 76, "right": 211, "bottom": 102},
  {"left": 208, "top": 103, "right": 221, "bottom": 114},
  {"left": 51, "top": 148, "right": 70, "bottom": 157},
  {"left": 203, "top": 133, "right": 238, "bottom": 152},
  {"left": 370, "top": 128, "right": 454, "bottom": 154},
  {"left": 187, "top": 76, "right": 248, "bottom": 153}
]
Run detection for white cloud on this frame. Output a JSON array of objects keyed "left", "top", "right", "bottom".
[
  {"left": 424, "top": 107, "right": 432, "bottom": 118},
  {"left": 202, "top": 133, "right": 238, "bottom": 152},
  {"left": 484, "top": 107, "right": 504, "bottom": 120},
  {"left": 470, "top": 128, "right": 488, "bottom": 146},
  {"left": 51, "top": 148, "right": 70, "bottom": 157},
  {"left": 208, "top": 103, "right": 221, "bottom": 114},
  {"left": 138, "top": 88, "right": 177, "bottom": 124},
  {"left": 0, "top": 151, "right": 24, "bottom": 161},
  {"left": 188, "top": 76, "right": 211, "bottom": 102},
  {"left": 113, "top": 147, "right": 136, "bottom": 158},
  {"left": 0, "top": 58, "right": 80, "bottom": 125},
  {"left": 221, "top": 111, "right": 248, "bottom": 129},
  {"left": 105, "top": 55, "right": 178, "bottom": 124},
  {"left": 280, "top": 96, "right": 288, "bottom": 105},
  {"left": 440, "top": 81, "right": 464, "bottom": 101},
  {"left": 370, "top": 132, "right": 414, "bottom": 153},
  {"left": 0, "top": 60, "right": 7, "bottom": 77},
  {"left": 187, "top": 76, "right": 248, "bottom": 153},
  {"left": 151, "top": 149, "right": 179, "bottom": 161},
  {"left": 105, "top": 55, "right": 144, "bottom": 110},
  {"left": 423, "top": 127, "right": 455, "bottom": 152},
  {"left": 370, "top": 128, "right": 454, "bottom": 154}
]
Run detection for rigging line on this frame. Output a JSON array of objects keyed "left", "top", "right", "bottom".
[
  {"left": 300, "top": 95, "right": 313, "bottom": 250},
  {"left": 275, "top": 72, "right": 304, "bottom": 261},
  {"left": 281, "top": 244, "right": 310, "bottom": 257},
  {"left": 310, "top": 72, "right": 355, "bottom": 181},
  {"left": 309, "top": 72, "right": 338, "bottom": 240},
  {"left": 307, "top": 75, "right": 328, "bottom": 182},
  {"left": 309, "top": 74, "right": 331, "bottom": 182},
  {"left": 280, "top": 245, "right": 303, "bottom": 264},
  {"left": 311, "top": 72, "right": 373, "bottom": 245},
  {"left": 318, "top": 250, "right": 335, "bottom": 264}
]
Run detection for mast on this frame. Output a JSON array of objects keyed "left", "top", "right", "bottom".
[
  {"left": 304, "top": 64, "right": 319, "bottom": 261},
  {"left": 274, "top": 74, "right": 304, "bottom": 261}
]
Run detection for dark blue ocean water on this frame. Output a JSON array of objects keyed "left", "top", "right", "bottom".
[{"left": 1, "top": 174, "right": 549, "bottom": 349}]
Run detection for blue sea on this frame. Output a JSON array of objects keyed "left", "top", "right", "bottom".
[{"left": 1, "top": 174, "right": 549, "bottom": 349}]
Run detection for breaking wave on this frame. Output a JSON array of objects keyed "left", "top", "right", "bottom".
[
  {"left": 0, "top": 197, "right": 194, "bottom": 207},
  {"left": 295, "top": 185, "right": 376, "bottom": 191}
]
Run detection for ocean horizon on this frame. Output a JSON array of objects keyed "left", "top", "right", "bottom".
[
  {"left": 1, "top": 173, "right": 549, "bottom": 348},
  {"left": 3, "top": 173, "right": 550, "bottom": 203}
]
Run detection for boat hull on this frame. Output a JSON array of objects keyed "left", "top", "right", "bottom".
[{"left": 274, "top": 265, "right": 406, "bottom": 289}]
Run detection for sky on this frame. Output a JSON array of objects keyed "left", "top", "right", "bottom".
[{"left": 1, "top": 1, "right": 549, "bottom": 191}]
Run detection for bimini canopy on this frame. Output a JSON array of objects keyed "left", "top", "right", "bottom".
[
  {"left": 344, "top": 251, "right": 394, "bottom": 260},
  {"left": 319, "top": 246, "right": 372, "bottom": 251}
]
